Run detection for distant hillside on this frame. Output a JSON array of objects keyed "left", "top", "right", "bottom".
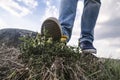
[{"left": 0, "top": 28, "right": 37, "bottom": 47}]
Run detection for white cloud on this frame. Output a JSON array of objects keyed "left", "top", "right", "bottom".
[
  {"left": 17, "top": 0, "right": 38, "bottom": 8},
  {"left": 0, "top": 0, "right": 38, "bottom": 17},
  {"left": 0, "top": 19, "right": 7, "bottom": 29},
  {"left": 97, "top": 14, "right": 110, "bottom": 23},
  {"left": 94, "top": 39, "right": 120, "bottom": 59},
  {"left": 40, "top": 0, "right": 59, "bottom": 25},
  {"left": 94, "top": 0, "right": 120, "bottom": 59},
  {"left": 108, "top": 38, "right": 120, "bottom": 46},
  {"left": 98, "top": 0, "right": 120, "bottom": 24}
]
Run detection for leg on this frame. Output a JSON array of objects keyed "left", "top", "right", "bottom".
[
  {"left": 59, "top": 0, "right": 78, "bottom": 42},
  {"left": 80, "top": 0, "right": 101, "bottom": 54},
  {"left": 80, "top": 0, "right": 101, "bottom": 43}
]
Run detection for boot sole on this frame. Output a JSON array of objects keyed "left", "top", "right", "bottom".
[{"left": 41, "top": 17, "right": 62, "bottom": 41}]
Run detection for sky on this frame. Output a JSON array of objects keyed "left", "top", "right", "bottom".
[{"left": 0, "top": 0, "right": 120, "bottom": 59}]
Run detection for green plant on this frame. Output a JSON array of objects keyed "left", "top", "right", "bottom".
[{"left": 7, "top": 33, "right": 120, "bottom": 80}]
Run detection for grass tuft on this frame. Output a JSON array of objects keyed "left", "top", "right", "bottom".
[{"left": 6, "top": 33, "right": 120, "bottom": 80}]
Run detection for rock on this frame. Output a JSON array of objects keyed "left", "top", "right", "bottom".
[{"left": 0, "top": 28, "right": 37, "bottom": 47}]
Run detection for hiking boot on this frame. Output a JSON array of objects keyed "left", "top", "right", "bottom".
[
  {"left": 41, "top": 17, "right": 62, "bottom": 41},
  {"left": 80, "top": 41, "right": 97, "bottom": 54}
]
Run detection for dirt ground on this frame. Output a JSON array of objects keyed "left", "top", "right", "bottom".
[{"left": 0, "top": 46, "right": 23, "bottom": 79}]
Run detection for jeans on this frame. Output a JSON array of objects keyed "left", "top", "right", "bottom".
[{"left": 59, "top": 0, "right": 101, "bottom": 43}]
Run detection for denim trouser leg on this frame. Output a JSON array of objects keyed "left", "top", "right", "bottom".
[
  {"left": 59, "top": 0, "right": 78, "bottom": 42},
  {"left": 80, "top": 0, "right": 101, "bottom": 43},
  {"left": 59, "top": 0, "right": 101, "bottom": 43}
]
